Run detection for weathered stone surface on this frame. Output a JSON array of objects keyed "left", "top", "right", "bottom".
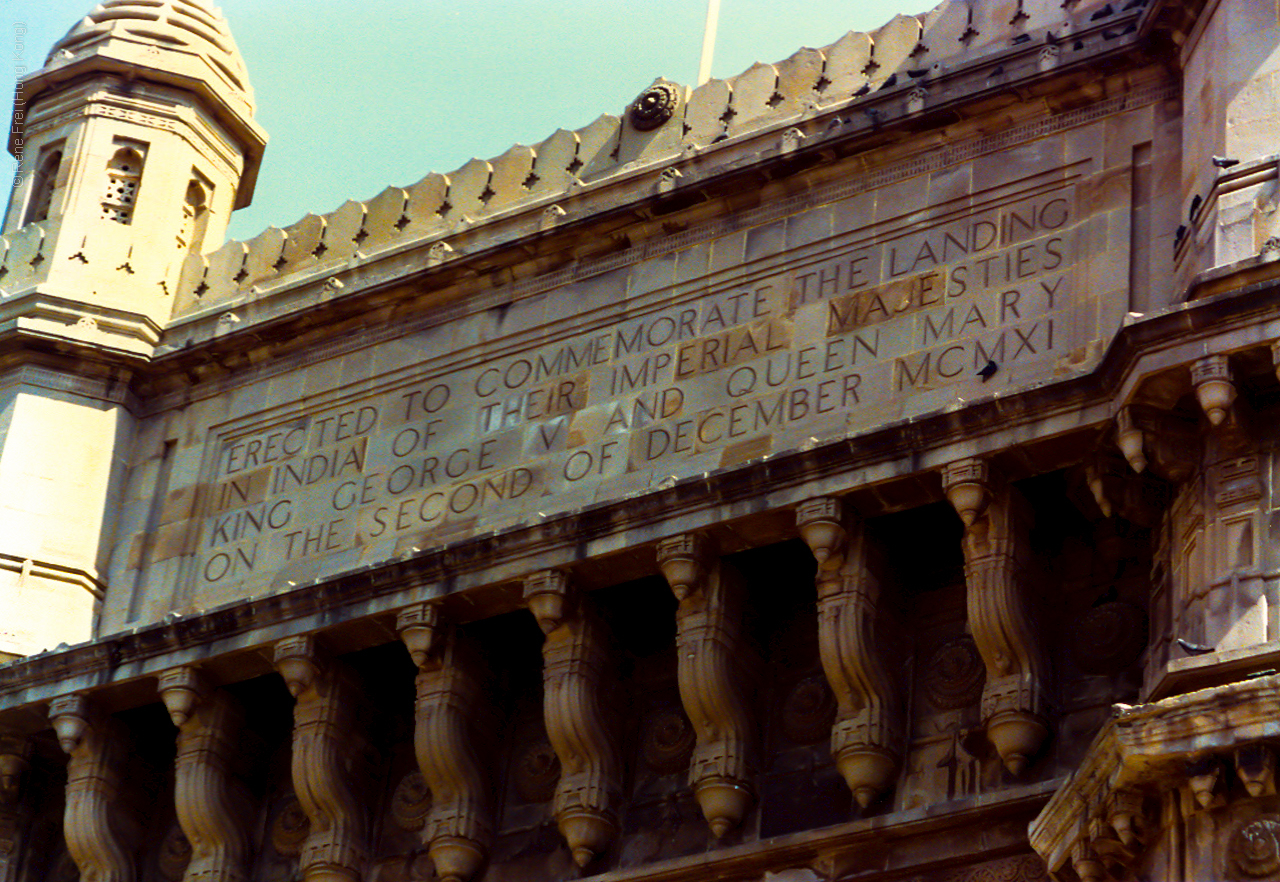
[{"left": 4, "top": 3, "right": 1280, "bottom": 882}]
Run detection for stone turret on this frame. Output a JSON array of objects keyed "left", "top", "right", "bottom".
[
  {"left": 0, "top": 1, "right": 265, "bottom": 658},
  {"left": 1176, "top": 3, "right": 1280, "bottom": 285}
]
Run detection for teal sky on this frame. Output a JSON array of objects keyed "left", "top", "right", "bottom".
[{"left": 7, "top": 1, "right": 919, "bottom": 242}]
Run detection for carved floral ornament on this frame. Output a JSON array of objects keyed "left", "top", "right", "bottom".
[{"left": 629, "top": 82, "right": 680, "bottom": 131}]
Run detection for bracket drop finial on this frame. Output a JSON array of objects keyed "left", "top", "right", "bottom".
[
  {"left": 656, "top": 534, "right": 709, "bottom": 601},
  {"left": 158, "top": 666, "right": 209, "bottom": 727},
  {"left": 1192, "top": 354, "right": 1236, "bottom": 427},
  {"left": 796, "top": 497, "right": 846, "bottom": 571},
  {"left": 1116, "top": 407, "right": 1147, "bottom": 473},
  {"left": 398, "top": 603, "right": 441, "bottom": 669},
  {"left": 942, "top": 459, "right": 990, "bottom": 526}
]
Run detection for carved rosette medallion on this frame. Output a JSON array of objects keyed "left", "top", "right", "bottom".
[
  {"left": 640, "top": 708, "right": 695, "bottom": 774},
  {"left": 630, "top": 83, "right": 679, "bottom": 130},
  {"left": 1073, "top": 601, "right": 1148, "bottom": 675},
  {"left": 781, "top": 676, "right": 837, "bottom": 745},
  {"left": 923, "top": 637, "right": 986, "bottom": 710},
  {"left": 156, "top": 823, "right": 192, "bottom": 881},
  {"left": 390, "top": 771, "right": 433, "bottom": 831},
  {"left": 513, "top": 739, "right": 561, "bottom": 803},
  {"left": 269, "top": 796, "right": 310, "bottom": 857},
  {"left": 1230, "top": 818, "right": 1280, "bottom": 878}
]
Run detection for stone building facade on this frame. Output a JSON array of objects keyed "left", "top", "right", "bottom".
[{"left": 0, "top": 0, "right": 1278, "bottom": 880}]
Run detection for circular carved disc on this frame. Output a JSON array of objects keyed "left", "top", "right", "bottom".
[{"left": 922, "top": 637, "right": 986, "bottom": 710}]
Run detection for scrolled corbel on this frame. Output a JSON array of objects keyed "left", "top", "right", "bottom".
[
  {"left": 273, "top": 636, "right": 368, "bottom": 881},
  {"left": 656, "top": 535, "right": 757, "bottom": 836},
  {"left": 523, "top": 571, "right": 621, "bottom": 867},
  {"left": 797, "top": 498, "right": 901, "bottom": 808},
  {"left": 942, "top": 460, "right": 1050, "bottom": 775},
  {"left": 1191, "top": 354, "right": 1236, "bottom": 427},
  {"left": 0, "top": 731, "right": 29, "bottom": 806},
  {"left": 397, "top": 603, "right": 493, "bottom": 882},
  {"left": 158, "top": 666, "right": 252, "bottom": 882},
  {"left": 48, "top": 694, "right": 135, "bottom": 882}
]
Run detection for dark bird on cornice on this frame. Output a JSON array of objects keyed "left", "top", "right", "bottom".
[
  {"left": 1189, "top": 194, "right": 1202, "bottom": 220},
  {"left": 1212, "top": 156, "right": 1239, "bottom": 169},
  {"left": 1177, "top": 638, "right": 1215, "bottom": 655},
  {"left": 978, "top": 360, "right": 999, "bottom": 382}
]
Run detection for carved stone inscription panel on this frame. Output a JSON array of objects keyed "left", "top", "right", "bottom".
[{"left": 183, "top": 159, "right": 1117, "bottom": 601}]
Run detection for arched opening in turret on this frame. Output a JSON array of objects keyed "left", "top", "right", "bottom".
[
  {"left": 101, "top": 144, "right": 146, "bottom": 225},
  {"left": 22, "top": 146, "right": 63, "bottom": 226},
  {"left": 178, "top": 178, "right": 211, "bottom": 254}
]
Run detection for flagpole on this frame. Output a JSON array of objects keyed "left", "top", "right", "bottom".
[{"left": 697, "top": 0, "right": 721, "bottom": 85}]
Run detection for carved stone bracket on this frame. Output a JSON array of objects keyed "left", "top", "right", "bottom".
[
  {"left": 397, "top": 604, "right": 493, "bottom": 882},
  {"left": 1191, "top": 354, "right": 1237, "bottom": 428},
  {"left": 656, "top": 535, "right": 756, "bottom": 836},
  {"left": 48, "top": 694, "right": 135, "bottom": 882},
  {"left": 942, "top": 460, "right": 1049, "bottom": 775},
  {"left": 0, "top": 730, "right": 28, "bottom": 808},
  {"left": 273, "top": 636, "right": 368, "bottom": 882},
  {"left": 158, "top": 666, "right": 252, "bottom": 882},
  {"left": 523, "top": 571, "right": 621, "bottom": 867},
  {"left": 1031, "top": 675, "right": 1280, "bottom": 881},
  {"left": 0, "top": 729, "right": 30, "bottom": 882},
  {"left": 796, "top": 497, "right": 901, "bottom": 808},
  {"left": 1115, "top": 405, "right": 1200, "bottom": 484}
]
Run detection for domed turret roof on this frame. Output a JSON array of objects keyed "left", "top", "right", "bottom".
[
  {"left": 44, "top": 1, "right": 255, "bottom": 120},
  {"left": 13, "top": 1, "right": 266, "bottom": 206}
]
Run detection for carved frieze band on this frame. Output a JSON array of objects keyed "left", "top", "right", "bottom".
[
  {"left": 398, "top": 604, "right": 493, "bottom": 882},
  {"left": 524, "top": 571, "right": 621, "bottom": 867},
  {"left": 273, "top": 636, "right": 368, "bottom": 880},
  {"left": 158, "top": 667, "right": 252, "bottom": 882},
  {"left": 942, "top": 460, "right": 1049, "bottom": 775},
  {"left": 656, "top": 535, "right": 756, "bottom": 837},
  {"left": 48, "top": 694, "right": 136, "bottom": 882},
  {"left": 797, "top": 497, "right": 901, "bottom": 808}
]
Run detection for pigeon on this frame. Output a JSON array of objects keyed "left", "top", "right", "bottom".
[
  {"left": 1189, "top": 194, "right": 1202, "bottom": 220},
  {"left": 1177, "top": 638, "right": 1215, "bottom": 655},
  {"left": 1212, "top": 156, "right": 1239, "bottom": 169},
  {"left": 978, "top": 360, "right": 999, "bottom": 382}
]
